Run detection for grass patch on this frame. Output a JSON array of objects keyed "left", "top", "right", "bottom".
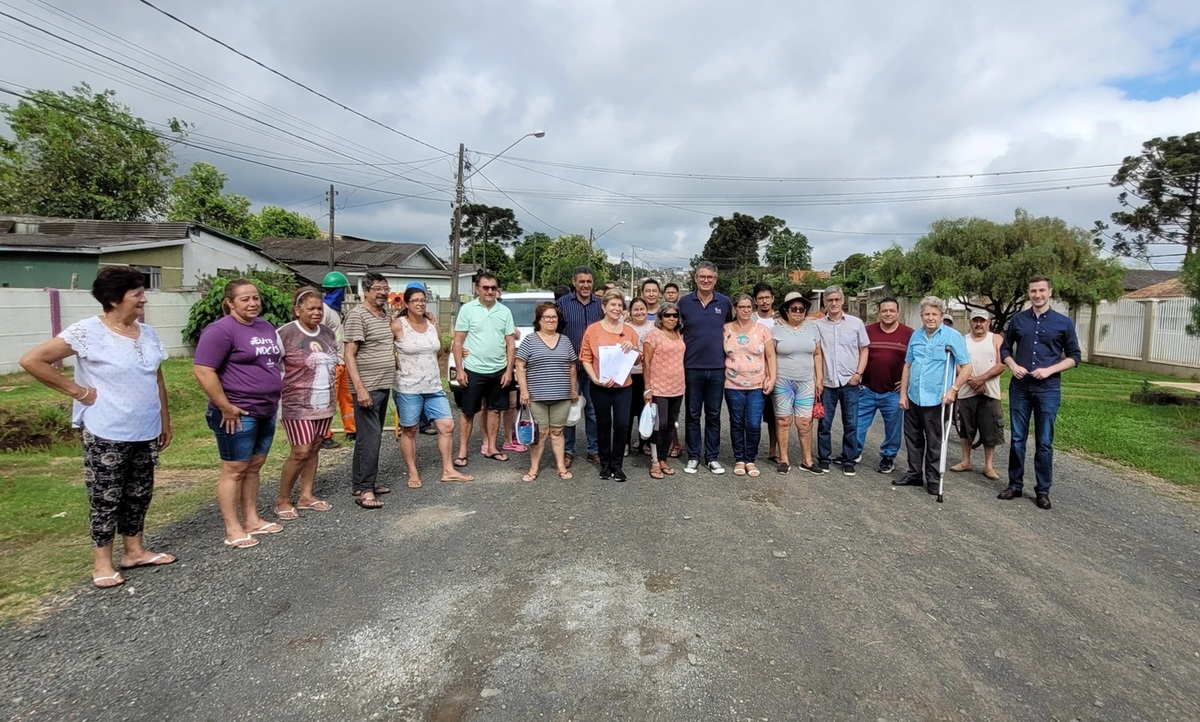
[
  {"left": 1051, "top": 364, "right": 1200, "bottom": 487},
  {"left": 0, "top": 358, "right": 288, "bottom": 623}
]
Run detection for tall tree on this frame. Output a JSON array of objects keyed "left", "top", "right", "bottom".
[
  {"left": 877, "top": 209, "right": 1124, "bottom": 331},
  {"left": 512, "top": 231, "right": 553, "bottom": 286},
  {"left": 1102, "top": 132, "right": 1200, "bottom": 260},
  {"left": 246, "top": 206, "right": 322, "bottom": 241},
  {"left": 830, "top": 252, "right": 878, "bottom": 297},
  {"left": 0, "top": 83, "right": 184, "bottom": 220},
  {"left": 541, "top": 234, "right": 610, "bottom": 289},
  {"left": 166, "top": 162, "right": 252, "bottom": 237},
  {"left": 700, "top": 212, "right": 772, "bottom": 294},
  {"left": 458, "top": 204, "right": 522, "bottom": 266},
  {"left": 764, "top": 225, "right": 812, "bottom": 270}
]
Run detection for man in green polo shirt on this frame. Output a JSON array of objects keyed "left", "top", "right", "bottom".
[{"left": 453, "top": 272, "right": 516, "bottom": 465}]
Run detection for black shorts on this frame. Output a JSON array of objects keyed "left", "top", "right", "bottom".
[
  {"left": 460, "top": 368, "right": 510, "bottom": 414},
  {"left": 955, "top": 394, "right": 1004, "bottom": 447}
]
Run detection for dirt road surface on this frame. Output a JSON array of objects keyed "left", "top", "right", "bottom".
[{"left": 2, "top": 422, "right": 1198, "bottom": 721}]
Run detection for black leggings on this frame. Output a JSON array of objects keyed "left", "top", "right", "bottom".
[
  {"left": 652, "top": 395, "right": 684, "bottom": 461},
  {"left": 591, "top": 384, "right": 632, "bottom": 469}
]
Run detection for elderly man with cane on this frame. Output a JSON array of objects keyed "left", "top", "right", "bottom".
[{"left": 895, "top": 297, "right": 970, "bottom": 497}]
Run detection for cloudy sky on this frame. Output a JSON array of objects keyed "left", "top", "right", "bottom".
[{"left": 2, "top": 0, "right": 1199, "bottom": 271}]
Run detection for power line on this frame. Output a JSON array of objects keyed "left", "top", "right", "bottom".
[{"left": 134, "top": 0, "right": 451, "bottom": 156}]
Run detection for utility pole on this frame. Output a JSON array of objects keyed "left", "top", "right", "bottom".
[
  {"left": 449, "top": 143, "right": 466, "bottom": 322},
  {"left": 588, "top": 227, "right": 594, "bottom": 254},
  {"left": 326, "top": 184, "right": 337, "bottom": 269}
]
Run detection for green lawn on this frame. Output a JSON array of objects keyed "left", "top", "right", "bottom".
[
  {"left": 0, "top": 359, "right": 1196, "bottom": 623},
  {"left": 1052, "top": 364, "right": 1200, "bottom": 487}
]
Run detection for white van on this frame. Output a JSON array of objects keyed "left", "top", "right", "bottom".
[{"left": 447, "top": 290, "right": 555, "bottom": 407}]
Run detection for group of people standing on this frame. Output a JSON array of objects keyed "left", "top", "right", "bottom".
[{"left": 19, "top": 262, "right": 1078, "bottom": 588}]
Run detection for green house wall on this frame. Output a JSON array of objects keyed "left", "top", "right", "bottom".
[
  {"left": 102, "top": 246, "right": 184, "bottom": 289},
  {"left": 0, "top": 253, "right": 98, "bottom": 289}
]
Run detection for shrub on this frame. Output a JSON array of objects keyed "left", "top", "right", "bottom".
[{"left": 183, "top": 274, "right": 293, "bottom": 345}]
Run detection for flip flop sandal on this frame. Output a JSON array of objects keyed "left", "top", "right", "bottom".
[
  {"left": 275, "top": 507, "right": 300, "bottom": 520},
  {"left": 733, "top": 462, "right": 747, "bottom": 476},
  {"left": 557, "top": 470, "right": 573, "bottom": 479},
  {"left": 224, "top": 536, "right": 259, "bottom": 549},
  {"left": 746, "top": 464, "right": 761, "bottom": 477},
  {"left": 373, "top": 486, "right": 392, "bottom": 495},
  {"left": 660, "top": 465, "right": 675, "bottom": 476},
  {"left": 93, "top": 572, "right": 125, "bottom": 588},
  {"left": 355, "top": 496, "right": 384, "bottom": 509},
  {"left": 521, "top": 472, "right": 539, "bottom": 482},
  {"left": 440, "top": 474, "right": 473, "bottom": 482},
  {"left": 649, "top": 466, "right": 665, "bottom": 479},
  {"left": 453, "top": 457, "right": 469, "bottom": 468},
  {"left": 297, "top": 500, "right": 332, "bottom": 511},
  {"left": 483, "top": 452, "right": 509, "bottom": 462},
  {"left": 767, "top": 455, "right": 780, "bottom": 465},
  {"left": 120, "top": 552, "right": 176, "bottom": 570},
  {"left": 248, "top": 522, "right": 283, "bottom": 536},
  {"left": 407, "top": 479, "right": 423, "bottom": 489}
]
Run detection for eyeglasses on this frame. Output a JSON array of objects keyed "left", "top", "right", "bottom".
[
  {"left": 368, "top": 285, "right": 390, "bottom": 292},
  {"left": 736, "top": 305, "right": 753, "bottom": 311},
  {"left": 660, "top": 313, "right": 679, "bottom": 318},
  {"left": 479, "top": 285, "right": 499, "bottom": 291}
]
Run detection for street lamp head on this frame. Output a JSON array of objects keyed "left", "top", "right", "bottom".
[{"left": 531, "top": 130, "right": 546, "bottom": 138}]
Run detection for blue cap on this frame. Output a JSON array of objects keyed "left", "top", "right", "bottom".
[{"left": 406, "top": 281, "right": 426, "bottom": 292}]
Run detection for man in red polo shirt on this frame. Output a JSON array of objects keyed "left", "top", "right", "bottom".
[{"left": 856, "top": 297, "right": 912, "bottom": 474}]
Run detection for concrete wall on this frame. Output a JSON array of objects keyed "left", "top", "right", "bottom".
[
  {"left": 0, "top": 288, "right": 202, "bottom": 374},
  {"left": 0, "top": 253, "right": 97, "bottom": 289},
  {"left": 181, "top": 230, "right": 284, "bottom": 289}
]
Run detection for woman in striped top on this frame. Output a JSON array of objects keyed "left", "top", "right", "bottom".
[{"left": 516, "top": 302, "right": 578, "bottom": 481}]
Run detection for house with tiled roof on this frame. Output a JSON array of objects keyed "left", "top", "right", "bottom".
[{"left": 0, "top": 215, "right": 283, "bottom": 290}]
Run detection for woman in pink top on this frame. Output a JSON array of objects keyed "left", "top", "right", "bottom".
[
  {"left": 641, "top": 302, "right": 686, "bottom": 478},
  {"left": 723, "top": 294, "right": 776, "bottom": 477}
]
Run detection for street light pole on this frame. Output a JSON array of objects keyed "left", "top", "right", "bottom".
[
  {"left": 589, "top": 220, "right": 624, "bottom": 253},
  {"left": 448, "top": 131, "right": 545, "bottom": 324}
]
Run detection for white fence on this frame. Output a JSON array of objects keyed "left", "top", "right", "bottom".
[
  {"left": 0, "top": 288, "right": 201, "bottom": 374},
  {"left": 1151, "top": 298, "right": 1198, "bottom": 366},
  {"left": 1094, "top": 298, "right": 1146, "bottom": 360}
]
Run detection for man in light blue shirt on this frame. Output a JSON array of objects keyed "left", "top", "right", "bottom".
[{"left": 896, "top": 296, "right": 970, "bottom": 494}]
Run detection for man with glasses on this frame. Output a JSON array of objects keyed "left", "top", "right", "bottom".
[
  {"left": 345, "top": 272, "right": 397, "bottom": 509},
  {"left": 752, "top": 282, "right": 782, "bottom": 462},
  {"left": 814, "top": 285, "right": 870, "bottom": 476},
  {"left": 453, "top": 272, "right": 516, "bottom": 465},
  {"left": 678, "top": 260, "right": 732, "bottom": 475},
  {"left": 556, "top": 266, "right": 603, "bottom": 467},
  {"left": 856, "top": 297, "right": 912, "bottom": 474}
]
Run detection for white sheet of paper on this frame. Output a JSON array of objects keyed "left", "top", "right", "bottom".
[{"left": 598, "top": 344, "right": 637, "bottom": 385}]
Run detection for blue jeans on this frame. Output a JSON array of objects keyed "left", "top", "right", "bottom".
[
  {"left": 206, "top": 409, "right": 276, "bottom": 462},
  {"left": 817, "top": 384, "right": 861, "bottom": 466},
  {"left": 564, "top": 369, "right": 598, "bottom": 457},
  {"left": 725, "top": 388, "right": 765, "bottom": 463},
  {"left": 1007, "top": 381, "right": 1061, "bottom": 495},
  {"left": 685, "top": 368, "right": 725, "bottom": 463},
  {"left": 856, "top": 388, "right": 902, "bottom": 459}
]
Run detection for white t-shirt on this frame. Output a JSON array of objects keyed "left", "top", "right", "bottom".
[
  {"left": 755, "top": 314, "right": 776, "bottom": 329},
  {"left": 59, "top": 316, "right": 167, "bottom": 442}
]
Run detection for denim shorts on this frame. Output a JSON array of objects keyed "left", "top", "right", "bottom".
[
  {"left": 205, "top": 409, "right": 276, "bottom": 462},
  {"left": 394, "top": 390, "right": 452, "bottom": 428}
]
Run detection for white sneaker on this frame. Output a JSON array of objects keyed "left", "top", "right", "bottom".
[
  {"left": 707, "top": 461, "right": 726, "bottom": 475},
  {"left": 684, "top": 460, "right": 700, "bottom": 474}
]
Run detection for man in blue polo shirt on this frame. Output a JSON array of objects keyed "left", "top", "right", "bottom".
[
  {"left": 556, "top": 266, "right": 603, "bottom": 467},
  {"left": 677, "top": 260, "right": 732, "bottom": 475},
  {"left": 998, "top": 275, "right": 1081, "bottom": 510},
  {"left": 896, "top": 296, "right": 970, "bottom": 494}
]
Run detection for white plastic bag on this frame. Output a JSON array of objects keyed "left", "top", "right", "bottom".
[
  {"left": 638, "top": 400, "right": 657, "bottom": 440},
  {"left": 566, "top": 396, "right": 585, "bottom": 425}
]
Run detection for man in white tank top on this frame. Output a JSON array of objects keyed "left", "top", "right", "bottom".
[{"left": 952, "top": 309, "right": 1005, "bottom": 480}]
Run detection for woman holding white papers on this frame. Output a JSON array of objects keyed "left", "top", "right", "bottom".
[{"left": 579, "top": 290, "right": 638, "bottom": 482}]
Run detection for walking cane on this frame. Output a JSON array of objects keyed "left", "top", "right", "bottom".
[{"left": 936, "top": 345, "right": 955, "bottom": 504}]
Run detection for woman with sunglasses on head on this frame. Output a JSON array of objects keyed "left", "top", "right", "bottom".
[
  {"left": 394, "top": 285, "right": 473, "bottom": 488},
  {"left": 641, "top": 302, "right": 686, "bottom": 478},
  {"left": 579, "top": 290, "right": 638, "bottom": 481},
  {"left": 274, "top": 286, "right": 338, "bottom": 521},
  {"left": 516, "top": 302, "right": 578, "bottom": 481},
  {"left": 724, "top": 294, "right": 776, "bottom": 477},
  {"left": 771, "top": 292, "right": 824, "bottom": 474}
]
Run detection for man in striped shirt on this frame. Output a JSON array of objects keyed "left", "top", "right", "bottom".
[{"left": 556, "top": 266, "right": 603, "bottom": 466}]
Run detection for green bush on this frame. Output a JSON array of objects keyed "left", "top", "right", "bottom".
[{"left": 183, "top": 275, "right": 293, "bottom": 345}]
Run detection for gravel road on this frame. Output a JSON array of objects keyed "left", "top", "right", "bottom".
[{"left": 2, "top": 420, "right": 1198, "bottom": 722}]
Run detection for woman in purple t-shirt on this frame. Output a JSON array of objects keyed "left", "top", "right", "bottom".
[{"left": 193, "top": 279, "right": 284, "bottom": 549}]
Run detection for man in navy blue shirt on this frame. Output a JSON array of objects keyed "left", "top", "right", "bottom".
[
  {"left": 998, "top": 275, "right": 1081, "bottom": 510},
  {"left": 677, "top": 261, "right": 732, "bottom": 474},
  {"left": 556, "top": 266, "right": 603, "bottom": 467}
]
